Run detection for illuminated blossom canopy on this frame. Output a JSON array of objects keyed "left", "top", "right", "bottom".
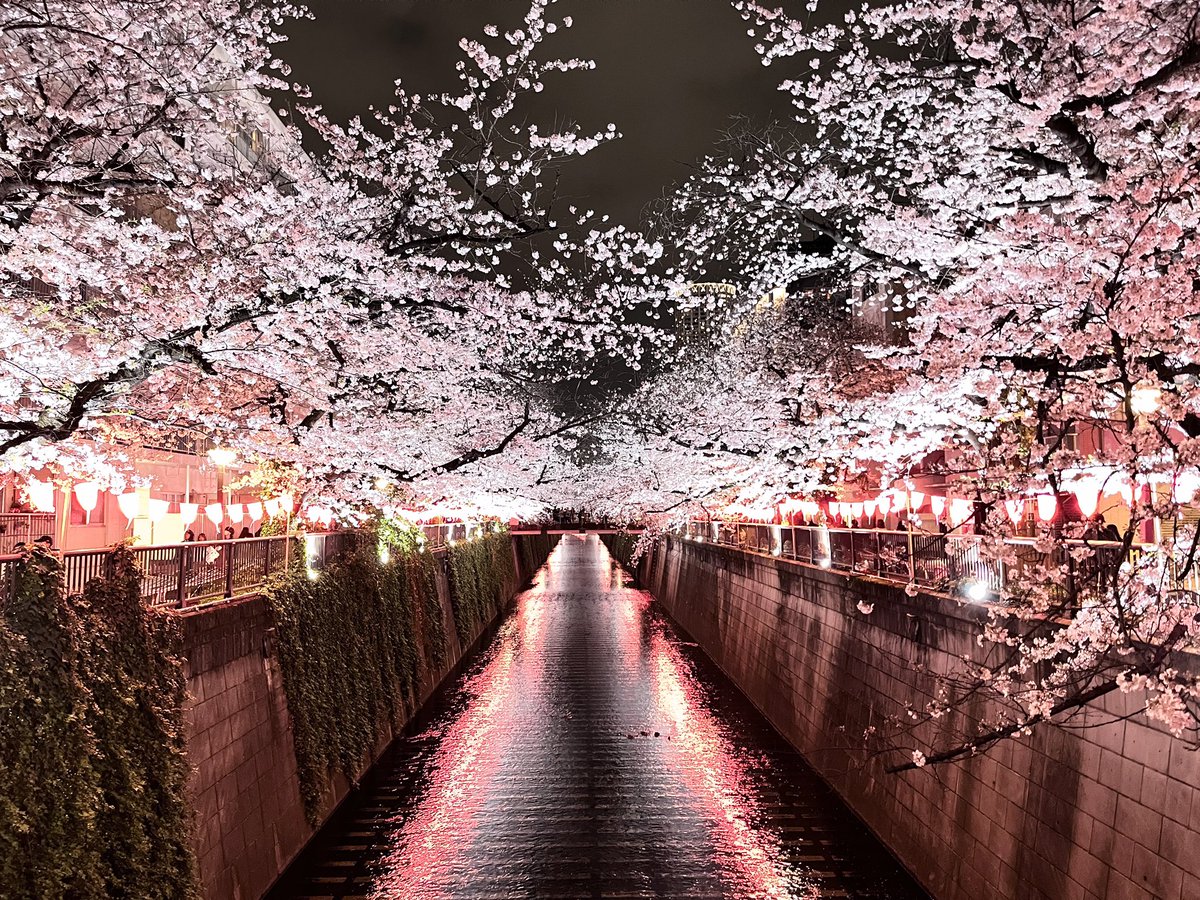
[{"left": 5, "top": 0, "right": 1200, "bottom": 758}]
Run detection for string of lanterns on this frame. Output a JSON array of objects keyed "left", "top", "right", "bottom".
[
  {"left": 23, "top": 480, "right": 303, "bottom": 528},
  {"left": 725, "top": 472, "right": 1180, "bottom": 529}
]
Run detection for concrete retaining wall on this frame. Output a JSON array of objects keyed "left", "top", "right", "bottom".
[
  {"left": 639, "top": 536, "right": 1200, "bottom": 900},
  {"left": 178, "top": 535, "right": 556, "bottom": 900}
]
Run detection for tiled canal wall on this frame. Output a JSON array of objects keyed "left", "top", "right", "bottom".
[
  {"left": 178, "top": 535, "right": 557, "bottom": 900},
  {"left": 638, "top": 536, "right": 1200, "bottom": 900}
]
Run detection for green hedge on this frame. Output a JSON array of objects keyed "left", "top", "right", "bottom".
[
  {"left": 445, "top": 532, "right": 516, "bottom": 644},
  {"left": 266, "top": 535, "right": 446, "bottom": 822},
  {"left": 516, "top": 533, "right": 561, "bottom": 580},
  {"left": 0, "top": 545, "right": 197, "bottom": 900}
]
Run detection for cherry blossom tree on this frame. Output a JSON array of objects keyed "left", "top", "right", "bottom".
[
  {"left": 0, "top": 0, "right": 672, "bottom": 509},
  {"left": 641, "top": 0, "right": 1200, "bottom": 767}
]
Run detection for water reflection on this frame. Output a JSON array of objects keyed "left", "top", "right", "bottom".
[{"left": 271, "top": 535, "right": 926, "bottom": 899}]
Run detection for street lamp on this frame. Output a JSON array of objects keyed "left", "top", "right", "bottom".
[
  {"left": 1129, "top": 384, "right": 1162, "bottom": 417},
  {"left": 207, "top": 447, "right": 237, "bottom": 533}
]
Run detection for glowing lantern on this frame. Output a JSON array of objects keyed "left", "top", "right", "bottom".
[
  {"left": 950, "top": 498, "right": 973, "bottom": 525},
  {"left": 227, "top": 503, "right": 245, "bottom": 522},
  {"left": 277, "top": 493, "right": 295, "bottom": 515},
  {"left": 1117, "top": 479, "right": 1135, "bottom": 506},
  {"left": 893, "top": 490, "right": 909, "bottom": 511},
  {"left": 831, "top": 502, "right": 844, "bottom": 520},
  {"left": 876, "top": 494, "right": 893, "bottom": 516},
  {"left": 26, "top": 479, "right": 55, "bottom": 512},
  {"left": 1004, "top": 499, "right": 1025, "bottom": 525},
  {"left": 930, "top": 496, "right": 946, "bottom": 518},
  {"left": 1036, "top": 494, "right": 1058, "bottom": 522},
  {"left": 264, "top": 497, "right": 282, "bottom": 518},
  {"left": 1172, "top": 473, "right": 1200, "bottom": 505},
  {"left": 74, "top": 482, "right": 100, "bottom": 524},
  {"left": 179, "top": 503, "right": 199, "bottom": 527},
  {"left": 909, "top": 490, "right": 926, "bottom": 512},
  {"left": 1073, "top": 480, "right": 1102, "bottom": 518},
  {"left": 147, "top": 498, "right": 170, "bottom": 523},
  {"left": 849, "top": 502, "right": 863, "bottom": 519},
  {"left": 117, "top": 492, "right": 140, "bottom": 520},
  {"left": 247, "top": 501, "right": 264, "bottom": 521},
  {"left": 204, "top": 503, "right": 224, "bottom": 528},
  {"left": 863, "top": 499, "right": 877, "bottom": 519}
]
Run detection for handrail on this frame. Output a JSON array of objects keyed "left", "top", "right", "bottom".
[
  {"left": 0, "top": 524, "right": 475, "bottom": 610},
  {"left": 677, "top": 521, "right": 1169, "bottom": 600}
]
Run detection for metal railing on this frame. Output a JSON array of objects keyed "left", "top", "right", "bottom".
[
  {"left": 0, "top": 524, "right": 471, "bottom": 611},
  {"left": 0, "top": 512, "right": 56, "bottom": 554},
  {"left": 678, "top": 522, "right": 1153, "bottom": 599}
]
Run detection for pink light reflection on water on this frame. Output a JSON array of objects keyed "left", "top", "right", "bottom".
[
  {"left": 642, "top": 591, "right": 818, "bottom": 900},
  {"left": 368, "top": 553, "right": 552, "bottom": 899}
]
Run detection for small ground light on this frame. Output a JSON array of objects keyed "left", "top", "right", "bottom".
[
  {"left": 963, "top": 580, "right": 990, "bottom": 603},
  {"left": 379, "top": 544, "right": 390, "bottom": 564}
]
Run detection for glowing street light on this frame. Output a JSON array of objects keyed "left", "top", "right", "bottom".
[
  {"left": 207, "top": 447, "right": 237, "bottom": 467},
  {"left": 1129, "top": 384, "right": 1162, "bottom": 417}
]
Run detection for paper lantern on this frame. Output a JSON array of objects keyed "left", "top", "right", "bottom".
[
  {"left": 893, "top": 490, "right": 909, "bottom": 511},
  {"left": 1174, "top": 473, "right": 1200, "bottom": 505},
  {"left": 179, "top": 502, "right": 199, "bottom": 526},
  {"left": 876, "top": 494, "right": 892, "bottom": 516},
  {"left": 227, "top": 503, "right": 245, "bottom": 522},
  {"left": 277, "top": 493, "right": 295, "bottom": 515},
  {"left": 950, "top": 498, "right": 973, "bottom": 525},
  {"left": 204, "top": 503, "right": 224, "bottom": 528},
  {"left": 1073, "top": 480, "right": 1102, "bottom": 517},
  {"left": 74, "top": 482, "right": 100, "bottom": 524},
  {"left": 26, "top": 479, "right": 55, "bottom": 512},
  {"left": 909, "top": 490, "right": 925, "bottom": 512},
  {"left": 930, "top": 496, "right": 946, "bottom": 518},
  {"left": 1117, "top": 480, "right": 1135, "bottom": 506},
  {"left": 863, "top": 499, "right": 877, "bottom": 519},
  {"left": 1036, "top": 494, "right": 1058, "bottom": 522},
  {"left": 264, "top": 497, "right": 281, "bottom": 518},
  {"left": 117, "top": 492, "right": 140, "bottom": 520},
  {"left": 147, "top": 498, "right": 170, "bottom": 522},
  {"left": 1004, "top": 499, "right": 1025, "bottom": 525},
  {"left": 246, "top": 501, "right": 263, "bottom": 521},
  {"left": 830, "top": 502, "right": 844, "bottom": 520}
]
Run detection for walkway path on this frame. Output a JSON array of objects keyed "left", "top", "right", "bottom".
[{"left": 269, "top": 535, "right": 926, "bottom": 899}]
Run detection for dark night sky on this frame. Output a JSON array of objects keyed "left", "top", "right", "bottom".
[{"left": 278, "top": 0, "right": 822, "bottom": 228}]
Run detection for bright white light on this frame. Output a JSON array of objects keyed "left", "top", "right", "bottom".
[
  {"left": 818, "top": 556, "right": 832, "bottom": 569},
  {"left": 964, "top": 581, "right": 989, "bottom": 603},
  {"left": 379, "top": 545, "right": 390, "bottom": 565},
  {"left": 207, "top": 447, "right": 237, "bottom": 467},
  {"left": 1129, "top": 384, "right": 1161, "bottom": 416}
]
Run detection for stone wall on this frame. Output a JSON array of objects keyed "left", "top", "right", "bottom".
[
  {"left": 178, "top": 534, "right": 556, "bottom": 900},
  {"left": 639, "top": 536, "right": 1200, "bottom": 900}
]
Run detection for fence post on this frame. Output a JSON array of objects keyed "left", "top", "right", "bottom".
[
  {"left": 224, "top": 542, "right": 234, "bottom": 598},
  {"left": 264, "top": 538, "right": 273, "bottom": 579},
  {"left": 176, "top": 548, "right": 186, "bottom": 608},
  {"left": 906, "top": 530, "right": 915, "bottom": 583}
]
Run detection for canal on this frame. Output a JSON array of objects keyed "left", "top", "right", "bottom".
[{"left": 269, "top": 534, "right": 927, "bottom": 899}]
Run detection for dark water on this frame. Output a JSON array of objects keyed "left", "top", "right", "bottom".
[{"left": 268, "top": 535, "right": 927, "bottom": 899}]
